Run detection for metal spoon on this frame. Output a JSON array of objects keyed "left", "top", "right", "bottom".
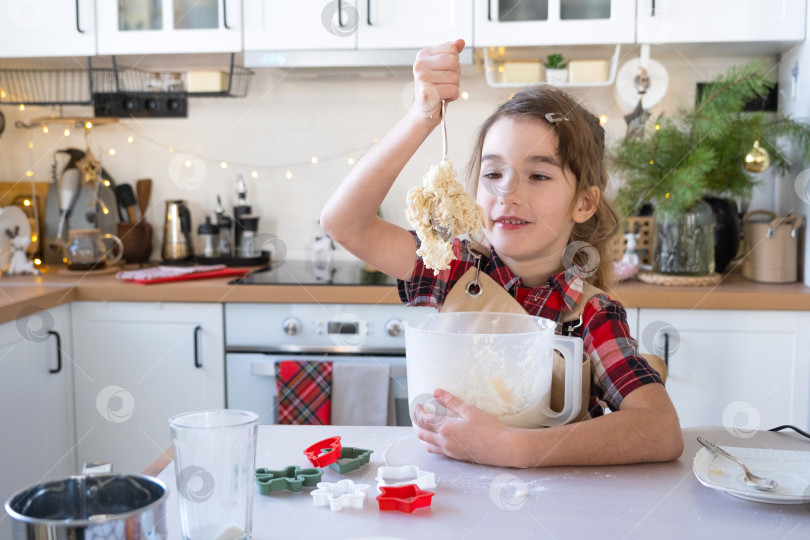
[
  {"left": 431, "top": 100, "right": 452, "bottom": 241},
  {"left": 697, "top": 437, "right": 777, "bottom": 491}
]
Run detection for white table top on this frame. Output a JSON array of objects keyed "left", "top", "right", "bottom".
[{"left": 156, "top": 425, "right": 810, "bottom": 539}]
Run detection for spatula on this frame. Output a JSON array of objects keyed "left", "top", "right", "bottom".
[{"left": 136, "top": 179, "right": 152, "bottom": 221}]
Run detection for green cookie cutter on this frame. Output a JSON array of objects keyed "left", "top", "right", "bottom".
[
  {"left": 328, "top": 447, "right": 374, "bottom": 474},
  {"left": 255, "top": 465, "right": 324, "bottom": 494}
]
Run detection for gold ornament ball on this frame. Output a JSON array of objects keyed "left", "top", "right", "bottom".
[{"left": 745, "top": 140, "right": 770, "bottom": 173}]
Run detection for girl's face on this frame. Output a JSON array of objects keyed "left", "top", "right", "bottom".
[{"left": 476, "top": 116, "right": 583, "bottom": 267}]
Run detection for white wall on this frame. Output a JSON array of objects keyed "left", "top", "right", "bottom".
[
  {"left": 778, "top": 6, "right": 810, "bottom": 285},
  {"left": 0, "top": 49, "right": 784, "bottom": 263}
]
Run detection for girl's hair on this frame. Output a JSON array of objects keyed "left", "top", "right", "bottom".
[{"left": 465, "top": 85, "right": 619, "bottom": 290}]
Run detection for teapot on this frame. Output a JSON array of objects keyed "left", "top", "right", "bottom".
[{"left": 55, "top": 228, "right": 124, "bottom": 270}]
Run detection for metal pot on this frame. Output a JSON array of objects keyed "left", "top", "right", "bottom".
[{"left": 4, "top": 474, "right": 168, "bottom": 540}]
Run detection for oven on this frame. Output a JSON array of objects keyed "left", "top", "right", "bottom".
[{"left": 224, "top": 302, "right": 433, "bottom": 426}]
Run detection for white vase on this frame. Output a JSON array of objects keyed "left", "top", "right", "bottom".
[{"left": 545, "top": 68, "right": 568, "bottom": 85}]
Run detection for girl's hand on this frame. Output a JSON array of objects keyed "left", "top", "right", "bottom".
[
  {"left": 412, "top": 388, "right": 518, "bottom": 466},
  {"left": 410, "top": 39, "right": 465, "bottom": 126}
]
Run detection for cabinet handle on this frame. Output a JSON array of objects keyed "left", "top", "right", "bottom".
[
  {"left": 48, "top": 330, "right": 62, "bottom": 374},
  {"left": 223, "top": 0, "right": 231, "bottom": 29},
  {"left": 75, "top": 0, "right": 84, "bottom": 33},
  {"left": 366, "top": 0, "right": 371, "bottom": 25},
  {"left": 662, "top": 332, "right": 669, "bottom": 367},
  {"left": 487, "top": 0, "right": 492, "bottom": 21},
  {"left": 193, "top": 326, "right": 202, "bottom": 368},
  {"left": 337, "top": 0, "right": 344, "bottom": 27},
  {"left": 651, "top": 0, "right": 656, "bottom": 16}
]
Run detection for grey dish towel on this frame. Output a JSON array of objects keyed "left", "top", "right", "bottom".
[{"left": 331, "top": 362, "right": 393, "bottom": 426}]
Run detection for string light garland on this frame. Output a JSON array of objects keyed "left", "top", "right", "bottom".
[
  {"left": 77, "top": 121, "right": 381, "bottom": 180},
  {"left": 16, "top": 88, "right": 488, "bottom": 182}
]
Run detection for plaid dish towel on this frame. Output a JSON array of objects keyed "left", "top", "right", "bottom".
[{"left": 275, "top": 360, "right": 333, "bottom": 425}]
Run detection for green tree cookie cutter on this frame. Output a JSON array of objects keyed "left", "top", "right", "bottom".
[
  {"left": 255, "top": 465, "right": 324, "bottom": 494},
  {"left": 328, "top": 447, "right": 374, "bottom": 474}
]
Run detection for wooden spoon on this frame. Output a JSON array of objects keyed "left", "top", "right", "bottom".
[{"left": 136, "top": 179, "right": 152, "bottom": 220}]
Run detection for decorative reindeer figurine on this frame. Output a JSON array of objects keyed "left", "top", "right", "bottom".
[{"left": 5, "top": 225, "right": 40, "bottom": 276}]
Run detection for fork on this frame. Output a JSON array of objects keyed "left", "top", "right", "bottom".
[{"left": 697, "top": 437, "right": 777, "bottom": 491}]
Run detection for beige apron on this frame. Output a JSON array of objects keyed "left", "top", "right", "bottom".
[{"left": 441, "top": 264, "right": 596, "bottom": 424}]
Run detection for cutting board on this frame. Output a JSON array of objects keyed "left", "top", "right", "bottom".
[{"left": 121, "top": 267, "right": 249, "bottom": 285}]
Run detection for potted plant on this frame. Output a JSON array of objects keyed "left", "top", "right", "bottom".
[
  {"left": 544, "top": 53, "right": 568, "bottom": 85},
  {"left": 611, "top": 60, "right": 810, "bottom": 276}
]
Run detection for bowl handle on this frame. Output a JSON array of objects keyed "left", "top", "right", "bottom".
[{"left": 542, "top": 336, "right": 583, "bottom": 426}]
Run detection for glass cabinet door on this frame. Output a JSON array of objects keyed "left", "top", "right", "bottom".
[
  {"left": 173, "top": 0, "right": 218, "bottom": 30},
  {"left": 560, "top": 0, "right": 611, "bottom": 20},
  {"left": 98, "top": 0, "right": 241, "bottom": 54},
  {"left": 498, "top": 0, "right": 548, "bottom": 22},
  {"left": 118, "top": 0, "right": 162, "bottom": 31},
  {"left": 474, "top": 0, "right": 634, "bottom": 46}
]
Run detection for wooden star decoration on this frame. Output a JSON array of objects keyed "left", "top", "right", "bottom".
[
  {"left": 77, "top": 149, "right": 100, "bottom": 185},
  {"left": 624, "top": 98, "right": 651, "bottom": 138}
]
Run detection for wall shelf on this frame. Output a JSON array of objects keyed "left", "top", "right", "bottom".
[{"left": 482, "top": 44, "right": 621, "bottom": 88}]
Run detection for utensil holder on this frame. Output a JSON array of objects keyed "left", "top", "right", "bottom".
[{"left": 117, "top": 221, "right": 153, "bottom": 264}]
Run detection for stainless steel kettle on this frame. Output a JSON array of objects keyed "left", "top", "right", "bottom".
[{"left": 162, "top": 200, "right": 193, "bottom": 261}]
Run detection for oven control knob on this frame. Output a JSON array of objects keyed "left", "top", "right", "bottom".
[
  {"left": 385, "top": 319, "right": 403, "bottom": 337},
  {"left": 282, "top": 317, "right": 302, "bottom": 336}
]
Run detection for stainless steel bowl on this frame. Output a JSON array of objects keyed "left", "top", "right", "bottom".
[{"left": 5, "top": 473, "right": 168, "bottom": 540}]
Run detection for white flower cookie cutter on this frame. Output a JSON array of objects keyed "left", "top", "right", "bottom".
[
  {"left": 375, "top": 465, "right": 437, "bottom": 493},
  {"left": 310, "top": 479, "right": 370, "bottom": 511}
]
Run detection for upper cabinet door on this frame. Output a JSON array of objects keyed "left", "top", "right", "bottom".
[
  {"left": 0, "top": 0, "right": 96, "bottom": 57},
  {"left": 243, "top": 0, "right": 357, "bottom": 51},
  {"left": 96, "top": 0, "right": 242, "bottom": 55},
  {"left": 357, "top": 0, "right": 473, "bottom": 50},
  {"left": 637, "top": 0, "right": 807, "bottom": 44},
  {"left": 473, "top": 0, "right": 636, "bottom": 47}
]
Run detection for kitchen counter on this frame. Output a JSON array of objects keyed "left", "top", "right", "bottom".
[
  {"left": 1, "top": 265, "right": 809, "bottom": 326},
  {"left": 149, "top": 425, "right": 810, "bottom": 539}
]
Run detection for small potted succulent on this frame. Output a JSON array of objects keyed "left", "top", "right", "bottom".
[{"left": 544, "top": 53, "right": 568, "bottom": 85}]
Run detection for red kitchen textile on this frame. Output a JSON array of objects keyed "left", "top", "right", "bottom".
[{"left": 275, "top": 360, "right": 333, "bottom": 425}]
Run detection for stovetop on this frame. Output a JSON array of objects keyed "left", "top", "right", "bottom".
[{"left": 230, "top": 260, "right": 396, "bottom": 286}]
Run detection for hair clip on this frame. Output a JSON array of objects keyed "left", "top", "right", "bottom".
[{"left": 545, "top": 112, "right": 570, "bottom": 123}]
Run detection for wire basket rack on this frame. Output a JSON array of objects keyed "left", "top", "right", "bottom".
[
  {"left": 103, "top": 58, "right": 253, "bottom": 97},
  {"left": 0, "top": 60, "right": 106, "bottom": 106},
  {"left": 0, "top": 55, "right": 253, "bottom": 106}
]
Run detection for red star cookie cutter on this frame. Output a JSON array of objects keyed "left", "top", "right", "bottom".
[
  {"left": 376, "top": 484, "right": 434, "bottom": 513},
  {"left": 303, "top": 436, "right": 342, "bottom": 468}
]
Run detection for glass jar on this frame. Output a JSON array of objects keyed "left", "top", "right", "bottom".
[
  {"left": 197, "top": 217, "right": 219, "bottom": 259},
  {"left": 652, "top": 199, "right": 716, "bottom": 276}
]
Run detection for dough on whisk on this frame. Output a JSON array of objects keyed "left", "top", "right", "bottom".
[{"left": 405, "top": 160, "right": 485, "bottom": 273}]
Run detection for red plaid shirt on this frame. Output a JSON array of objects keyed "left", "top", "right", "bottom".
[{"left": 397, "top": 234, "right": 662, "bottom": 417}]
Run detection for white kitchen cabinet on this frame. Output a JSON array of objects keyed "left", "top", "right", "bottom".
[
  {"left": 243, "top": 0, "right": 357, "bottom": 51},
  {"left": 357, "top": 0, "right": 473, "bottom": 50},
  {"left": 636, "top": 0, "right": 806, "bottom": 44},
  {"left": 473, "top": 0, "right": 636, "bottom": 47},
  {"left": 96, "top": 0, "right": 242, "bottom": 55},
  {"left": 0, "top": 0, "right": 95, "bottom": 57},
  {"left": 0, "top": 304, "right": 75, "bottom": 539},
  {"left": 624, "top": 307, "right": 639, "bottom": 340},
  {"left": 243, "top": 0, "right": 472, "bottom": 53},
  {"left": 72, "top": 302, "right": 225, "bottom": 474},
  {"left": 637, "top": 309, "right": 810, "bottom": 431}
]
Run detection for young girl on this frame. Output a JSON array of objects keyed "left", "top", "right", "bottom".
[{"left": 320, "top": 40, "right": 683, "bottom": 468}]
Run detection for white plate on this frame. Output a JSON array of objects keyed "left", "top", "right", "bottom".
[
  {"left": 0, "top": 205, "right": 32, "bottom": 272},
  {"left": 693, "top": 445, "right": 810, "bottom": 504}
]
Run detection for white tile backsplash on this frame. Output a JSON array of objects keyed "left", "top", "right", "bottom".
[{"left": 0, "top": 49, "right": 791, "bottom": 263}]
